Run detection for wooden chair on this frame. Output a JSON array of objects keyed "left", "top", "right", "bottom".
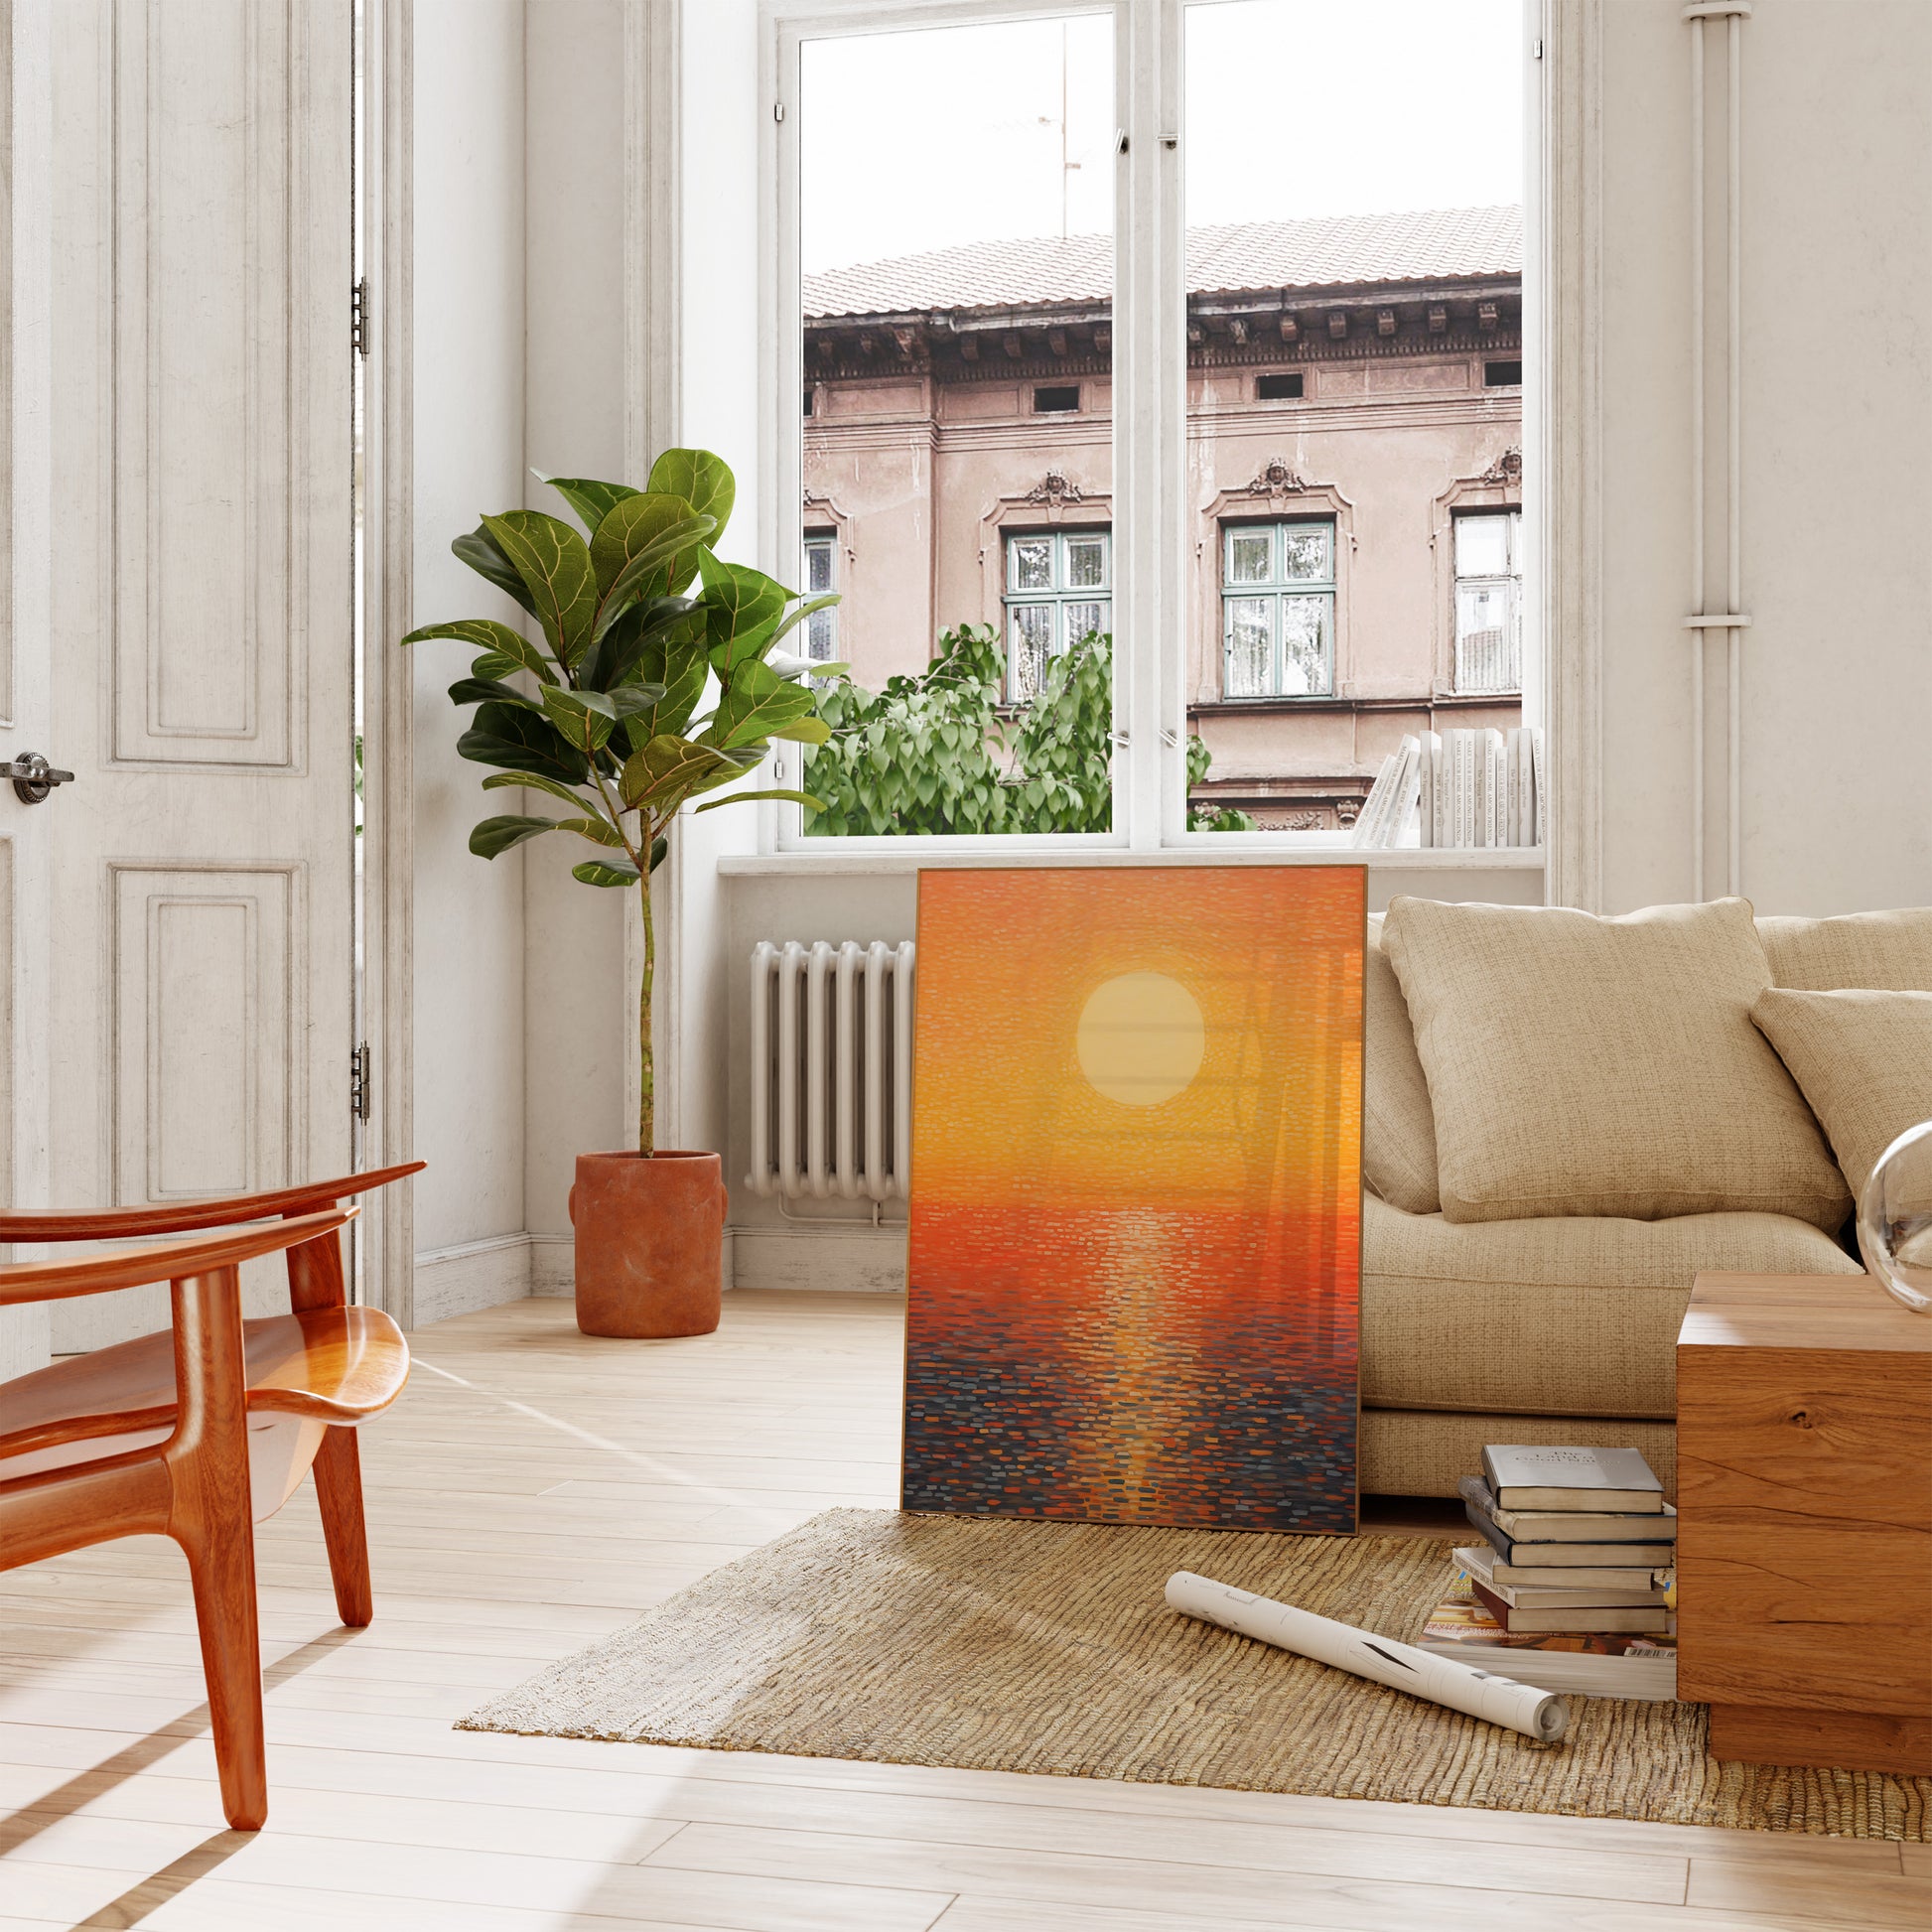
[{"left": 0, "top": 1163, "right": 422, "bottom": 1830}]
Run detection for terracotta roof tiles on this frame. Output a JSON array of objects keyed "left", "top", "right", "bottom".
[{"left": 803, "top": 206, "right": 1521, "bottom": 321}]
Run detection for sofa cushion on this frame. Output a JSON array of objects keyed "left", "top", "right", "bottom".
[
  {"left": 1363, "top": 914, "right": 1440, "bottom": 1215},
  {"left": 1361, "top": 1410, "right": 1680, "bottom": 1503},
  {"left": 1381, "top": 895, "right": 1851, "bottom": 1229},
  {"left": 1750, "top": 988, "right": 1932, "bottom": 1199},
  {"left": 1759, "top": 908, "right": 1932, "bottom": 991},
  {"left": 1361, "top": 1190, "right": 1863, "bottom": 1419}
]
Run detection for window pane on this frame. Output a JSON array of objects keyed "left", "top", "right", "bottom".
[
  {"left": 804, "top": 538, "right": 834, "bottom": 594},
  {"left": 1063, "top": 535, "right": 1107, "bottom": 589},
  {"left": 1454, "top": 513, "right": 1511, "bottom": 579},
  {"left": 1454, "top": 582, "right": 1518, "bottom": 692},
  {"left": 1010, "top": 603, "right": 1056, "bottom": 701},
  {"left": 1064, "top": 601, "right": 1107, "bottom": 645},
  {"left": 1279, "top": 595, "right": 1330, "bottom": 696},
  {"left": 1009, "top": 536, "right": 1053, "bottom": 592},
  {"left": 1184, "top": 0, "right": 1524, "bottom": 830},
  {"left": 1280, "top": 523, "right": 1331, "bottom": 584},
  {"left": 1226, "top": 530, "right": 1272, "bottom": 585},
  {"left": 806, "top": 607, "right": 838, "bottom": 661},
  {"left": 799, "top": 12, "right": 1115, "bottom": 836},
  {"left": 1225, "top": 598, "right": 1273, "bottom": 697}
]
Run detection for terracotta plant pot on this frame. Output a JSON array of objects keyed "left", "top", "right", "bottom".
[{"left": 570, "top": 1150, "right": 726, "bottom": 1339}]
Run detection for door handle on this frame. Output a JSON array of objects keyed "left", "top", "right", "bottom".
[{"left": 3, "top": 752, "right": 75, "bottom": 804}]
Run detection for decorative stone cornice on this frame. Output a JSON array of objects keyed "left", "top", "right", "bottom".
[
  {"left": 1478, "top": 446, "right": 1524, "bottom": 487},
  {"left": 1244, "top": 457, "right": 1310, "bottom": 503},
  {"left": 1024, "top": 469, "right": 1085, "bottom": 506}
]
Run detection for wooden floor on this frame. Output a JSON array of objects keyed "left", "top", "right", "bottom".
[{"left": 2, "top": 1292, "right": 1926, "bottom": 1932}]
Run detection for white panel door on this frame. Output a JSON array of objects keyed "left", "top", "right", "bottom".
[{"left": 41, "top": 1, "right": 354, "bottom": 1351}]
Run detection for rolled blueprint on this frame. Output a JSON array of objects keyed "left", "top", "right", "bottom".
[{"left": 1166, "top": 1571, "right": 1569, "bottom": 1743}]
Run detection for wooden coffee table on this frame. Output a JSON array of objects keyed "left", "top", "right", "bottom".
[{"left": 1677, "top": 1272, "right": 1932, "bottom": 1774}]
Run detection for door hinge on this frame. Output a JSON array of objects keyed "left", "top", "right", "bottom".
[
  {"left": 350, "top": 1042, "right": 372, "bottom": 1122},
  {"left": 351, "top": 277, "right": 371, "bottom": 358}
]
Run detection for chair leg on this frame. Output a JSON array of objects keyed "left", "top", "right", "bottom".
[
  {"left": 182, "top": 1512, "right": 269, "bottom": 1831},
  {"left": 313, "top": 1425, "right": 373, "bottom": 1627}
]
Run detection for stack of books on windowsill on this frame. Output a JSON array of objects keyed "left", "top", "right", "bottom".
[{"left": 1416, "top": 1444, "right": 1677, "bottom": 1701}]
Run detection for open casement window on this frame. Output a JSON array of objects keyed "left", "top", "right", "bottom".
[
  {"left": 1005, "top": 529, "right": 1112, "bottom": 703},
  {"left": 1220, "top": 520, "right": 1335, "bottom": 699},
  {"left": 1451, "top": 509, "right": 1522, "bottom": 695}
]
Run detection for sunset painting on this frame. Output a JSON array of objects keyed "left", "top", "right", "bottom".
[{"left": 902, "top": 866, "right": 1364, "bottom": 1534}]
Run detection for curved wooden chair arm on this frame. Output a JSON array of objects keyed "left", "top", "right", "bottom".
[
  {"left": 0, "top": 1207, "right": 354, "bottom": 1306},
  {"left": 0, "top": 1161, "right": 421, "bottom": 1243}
]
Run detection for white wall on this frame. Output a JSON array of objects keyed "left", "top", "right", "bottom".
[
  {"left": 522, "top": 0, "right": 629, "bottom": 1269},
  {"left": 410, "top": 0, "right": 530, "bottom": 1283},
  {"left": 1592, "top": 0, "right": 1932, "bottom": 915}
]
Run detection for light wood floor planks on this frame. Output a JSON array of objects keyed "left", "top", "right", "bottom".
[{"left": 0, "top": 1290, "right": 1925, "bottom": 1932}]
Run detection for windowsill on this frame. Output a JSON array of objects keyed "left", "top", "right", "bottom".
[{"left": 719, "top": 845, "right": 1547, "bottom": 877}]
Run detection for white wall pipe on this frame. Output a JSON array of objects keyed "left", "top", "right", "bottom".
[{"left": 1683, "top": 2, "right": 1752, "bottom": 899}]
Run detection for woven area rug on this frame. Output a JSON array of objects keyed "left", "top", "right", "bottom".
[{"left": 458, "top": 1508, "right": 1930, "bottom": 1839}]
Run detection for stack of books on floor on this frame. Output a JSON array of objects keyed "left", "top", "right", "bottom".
[
  {"left": 1416, "top": 1444, "right": 1677, "bottom": 1701},
  {"left": 1355, "top": 724, "right": 1545, "bottom": 850}
]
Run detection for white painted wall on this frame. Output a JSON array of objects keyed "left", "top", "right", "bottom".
[
  {"left": 522, "top": 0, "right": 629, "bottom": 1262},
  {"left": 410, "top": 1, "right": 530, "bottom": 1269},
  {"left": 1593, "top": 0, "right": 1932, "bottom": 915}
]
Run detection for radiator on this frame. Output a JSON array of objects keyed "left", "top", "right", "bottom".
[{"left": 747, "top": 940, "right": 916, "bottom": 1201}]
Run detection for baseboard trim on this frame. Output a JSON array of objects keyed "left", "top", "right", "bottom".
[
  {"left": 529, "top": 1232, "right": 575, "bottom": 1299},
  {"left": 729, "top": 1222, "right": 906, "bottom": 1294},
  {"left": 411, "top": 1232, "right": 533, "bottom": 1328}
]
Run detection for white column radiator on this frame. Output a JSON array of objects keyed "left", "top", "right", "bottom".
[{"left": 747, "top": 940, "right": 915, "bottom": 1202}]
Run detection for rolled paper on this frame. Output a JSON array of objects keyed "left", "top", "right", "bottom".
[{"left": 1165, "top": 1570, "right": 1570, "bottom": 1743}]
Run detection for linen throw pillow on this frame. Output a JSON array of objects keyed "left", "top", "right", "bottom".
[
  {"left": 1362, "top": 914, "right": 1441, "bottom": 1215},
  {"left": 1750, "top": 988, "right": 1932, "bottom": 1200},
  {"left": 1381, "top": 896, "right": 1851, "bottom": 1229},
  {"left": 1758, "top": 907, "right": 1932, "bottom": 991}
]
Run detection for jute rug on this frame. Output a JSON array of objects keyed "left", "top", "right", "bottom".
[{"left": 458, "top": 1508, "right": 1930, "bottom": 1838}]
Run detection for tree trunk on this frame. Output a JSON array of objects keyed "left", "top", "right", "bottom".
[{"left": 637, "top": 869, "right": 655, "bottom": 1154}]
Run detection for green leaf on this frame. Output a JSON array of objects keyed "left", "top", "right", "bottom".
[
  {"left": 593, "top": 515, "right": 716, "bottom": 643},
  {"left": 771, "top": 714, "right": 831, "bottom": 746},
  {"left": 619, "top": 734, "right": 749, "bottom": 814},
  {"left": 648, "top": 835, "right": 669, "bottom": 873},
  {"left": 557, "top": 815, "right": 627, "bottom": 848},
  {"left": 457, "top": 701, "right": 591, "bottom": 786},
  {"left": 699, "top": 554, "right": 792, "bottom": 671},
  {"left": 750, "top": 593, "right": 840, "bottom": 667},
  {"left": 538, "top": 684, "right": 618, "bottom": 755},
  {"left": 447, "top": 676, "right": 539, "bottom": 711},
  {"left": 481, "top": 511, "right": 600, "bottom": 666},
  {"left": 481, "top": 769, "right": 599, "bottom": 812},
  {"left": 470, "top": 814, "right": 559, "bottom": 859},
  {"left": 573, "top": 856, "right": 642, "bottom": 889},
  {"left": 451, "top": 527, "right": 538, "bottom": 619},
  {"left": 589, "top": 492, "right": 712, "bottom": 601},
  {"left": 704, "top": 658, "right": 816, "bottom": 749},
  {"left": 537, "top": 474, "right": 639, "bottom": 537},
  {"left": 693, "top": 786, "right": 825, "bottom": 814},
  {"left": 645, "top": 449, "right": 735, "bottom": 553},
  {"left": 400, "top": 616, "right": 557, "bottom": 685}
]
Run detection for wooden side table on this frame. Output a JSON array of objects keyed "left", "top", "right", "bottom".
[{"left": 1677, "top": 1272, "right": 1932, "bottom": 1774}]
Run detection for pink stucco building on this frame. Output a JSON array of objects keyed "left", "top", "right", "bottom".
[{"left": 800, "top": 206, "right": 1524, "bottom": 829}]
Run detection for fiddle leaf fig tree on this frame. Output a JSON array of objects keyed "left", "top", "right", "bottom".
[{"left": 403, "top": 449, "right": 837, "bottom": 1153}]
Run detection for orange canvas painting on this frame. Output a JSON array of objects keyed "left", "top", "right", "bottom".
[{"left": 904, "top": 865, "right": 1364, "bottom": 1534}]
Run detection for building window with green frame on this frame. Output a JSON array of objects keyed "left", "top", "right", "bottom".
[
  {"left": 1004, "top": 528, "right": 1111, "bottom": 702},
  {"left": 1220, "top": 518, "right": 1336, "bottom": 698}
]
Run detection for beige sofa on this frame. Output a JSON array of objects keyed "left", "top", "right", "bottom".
[{"left": 1359, "top": 906, "right": 1931, "bottom": 1498}]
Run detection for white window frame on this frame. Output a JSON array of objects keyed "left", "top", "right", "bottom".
[
  {"left": 756, "top": 0, "right": 1551, "bottom": 866},
  {"left": 1005, "top": 528, "right": 1113, "bottom": 702}
]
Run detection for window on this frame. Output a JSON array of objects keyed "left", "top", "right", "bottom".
[
  {"left": 1005, "top": 529, "right": 1111, "bottom": 701},
  {"left": 1033, "top": 384, "right": 1081, "bottom": 414},
  {"left": 802, "top": 386, "right": 816, "bottom": 416},
  {"left": 801, "top": 532, "right": 839, "bottom": 663},
  {"left": 1220, "top": 520, "right": 1335, "bottom": 699},
  {"left": 1483, "top": 359, "right": 1522, "bottom": 387},
  {"left": 1451, "top": 510, "right": 1521, "bottom": 693},
  {"left": 1255, "top": 371, "right": 1304, "bottom": 401}
]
